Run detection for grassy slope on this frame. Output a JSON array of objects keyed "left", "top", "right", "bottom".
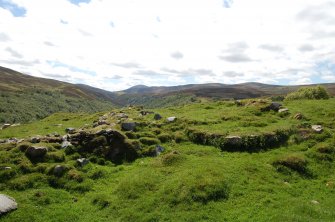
[
  {"left": 0, "top": 99, "right": 335, "bottom": 221},
  {"left": 0, "top": 66, "right": 116, "bottom": 123}
]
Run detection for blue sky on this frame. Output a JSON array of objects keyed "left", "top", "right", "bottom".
[{"left": 0, "top": 0, "right": 334, "bottom": 91}]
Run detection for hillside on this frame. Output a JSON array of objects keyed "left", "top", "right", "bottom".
[
  {"left": 0, "top": 96, "right": 334, "bottom": 221},
  {"left": 0, "top": 66, "right": 117, "bottom": 123}
]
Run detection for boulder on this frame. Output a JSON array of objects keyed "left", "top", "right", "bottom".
[
  {"left": 30, "top": 136, "right": 41, "bottom": 143},
  {"left": 0, "top": 194, "right": 17, "bottom": 215},
  {"left": 61, "top": 141, "right": 72, "bottom": 149},
  {"left": 116, "top": 113, "right": 128, "bottom": 119},
  {"left": 154, "top": 113, "right": 162, "bottom": 120},
  {"left": 278, "top": 108, "right": 289, "bottom": 113},
  {"left": 311, "top": 125, "right": 323, "bottom": 133},
  {"left": 294, "top": 113, "right": 303, "bottom": 120},
  {"left": 261, "top": 102, "right": 282, "bottom": 112},
  {"left": 155, "top": 145, "right": 165, "bottom": 156},
  {"left": 25, "top": 146, "right": 48, "bottom": 159},
  {"left": 98, "top": 120, "right": 108, "bottom": 125},
  {"left": 225, "top": 136, "right": 242, "bottom": 145},
  {"left": 121, "top": 122, "right": 136, "bottom": 131},
  {"left": 0, "top": 166, "right": 11, "bottom": 170},
  {"left": 140, "top": 111, "right": 154, "bottom": 116},
  {"left": 65, "top": 128, "right": 76, "bottom": 134},
  {"left": 167, "top": 117, "right": 177, "bottom": 122},
  {"left": 53, "top": 165, "right": 66, "bottom": 177},
  {"left": 77, "top": 158, "right": 89, "bottom": 167},
  {"left": 1, "top": 124, "right": 11, "bottom": 130}
]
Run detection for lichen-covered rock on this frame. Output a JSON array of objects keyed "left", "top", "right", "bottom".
[
  {"left": 65, "top": 128, "right": 76, "bottom": 134},
  {"left": 25, "top": 146, "right": 47, "bottom": 159},
  {"left": 121, "top": 122, "right": 136, "bottom": 131},
  {"left": 77, "top": 158, "right": 89, "bottom": 167},
  {"left": 311, "top": 125, "right": 323, "bottom": 133},
  {"left": 53, "top": 165, "right": 66, "bottom": 176},
  {"left": 0, "top": 194, "right": 17, "bottom": 215},
  {"left": 167, "top": 117, "right": 177, "bottom": 122},
  {"left": 154, "top": 113, "right": 162, "bottom": 120}
]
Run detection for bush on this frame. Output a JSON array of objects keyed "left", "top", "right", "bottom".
[{"left": 285, "top": 86, "right": 330, "bottom": 101}]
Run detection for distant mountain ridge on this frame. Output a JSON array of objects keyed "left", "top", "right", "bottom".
[{"left": 1, "top": 65, "right": 335, "bottom": 115}]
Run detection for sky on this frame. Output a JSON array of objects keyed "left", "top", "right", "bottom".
[{"left": 0, "top": 0, "right": 335, "bottom": 91}]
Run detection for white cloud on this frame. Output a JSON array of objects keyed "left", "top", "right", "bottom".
[{"left": 0, "top": 0, "right": 334, "bottom": 91}]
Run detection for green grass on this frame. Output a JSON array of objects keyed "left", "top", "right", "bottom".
[{"left": 1, "top": 99, "right": 335, "bottom": 221}]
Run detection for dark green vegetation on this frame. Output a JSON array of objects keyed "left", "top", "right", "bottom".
[
  {"left": 1, "top": 92, "right": 335, "bottom": 221},
  {"left": 285, "top": 85, "right": 331, "bottom": 100},
  {"left": 0, "top": 66, "right": 116, "bottom": 124}
]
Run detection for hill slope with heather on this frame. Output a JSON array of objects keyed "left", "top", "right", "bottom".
[{"left": 0, "top": 66, "right": 118, "bottom": 123}]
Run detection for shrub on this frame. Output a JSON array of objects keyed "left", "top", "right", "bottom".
[{"left": 285, "top": 86, "right": 330, "bottom": 101}]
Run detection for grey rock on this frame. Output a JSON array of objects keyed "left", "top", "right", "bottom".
[
  {"left": 61, "top": 141, "right": 72, "bottom": 149},
  {"left": 98, "top": 120, "right": 108, "bottom": 125},
  {"left": 262, "top": 102, "right": 282, "bottom": 112},
  {"left": 1, "top": 124, "right": 11, "bottom": 130},
  {"left": 0, "top": 139, "right": 6, "bottom": 143},
  {"left": 0, "top": 166, "right": 11, "bottom": 170},
  {"left": 116, "top": 113, "right": 128, "bottom": 119},
  {"left": 0, "top": 194, "right": 17, "bottom": 215},
  {"left": 53, "top": 165, "right": 66, "bottom": 177},
  {"left": 311, "top": 125, "right": 323, "bottom": 133},
  {"left": 154, "top": 113, "right": 162, "bottom": 120},
  {"left": 65, "top": 128, "right": 76, "bottom": 134},
  {"left": 155, "top": 145, "right": 165, "bottom": 156},
  {"left": 77, "top": 158, "right": 89, "bottom": 167},
  {"left": 30, "top": 136, "right": 41, "bottom": 143},
  {"left": 278, "top": 108, "right": 289, "bottom": 113},
  {"left": 225, "top": 136, "right": 242, "bottom": 145},
  {"left": 121, "top": 122, "right": 136, "bottom": 131},
  {"left": 311, "top": 200, "right": 319, "bottom": 205},
  {"left": 167, "top": 117, "right": 177, "bottom": 122},
  {"left": 25, "top": 146, "right": 47, "bottom": 158}
]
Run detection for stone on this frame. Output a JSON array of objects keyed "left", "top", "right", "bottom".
[
  {"left": 6, "top": 138, "right": 18, "bottom": 144},
  {"left": 294, "top": 113, "right": 303, "bottom": 120},
  {"left": 121, "top": 122, "right": 136, "bottom": 131},
  {"left": 140, "top": 111, "right": 154, "bottom": 116},
  {"left": 278, "top": 108, "right": 289, "bottom": 113},
  {"left": 0, "top": 194, "right": 17, "bottom": 215},
  {"left": 116, "top": 113, "right": 128, "bottom": 119},
  {"left": 0, "top": 166, "right": 11, "bottom": 170},
  {"left": 154, "top": 113, "right": 162, "bottom": 120},
  {"left": 155, "top": 145, "right": 165, "bottom": 156},
  {"left": 311, "top": 200, "right": 319, "bottom": 205},
  {"left": 61, "top": 141, "right": 72, "bottom": 149},
  {"left": 167, "top": 117, "right": 177, "bottom": 122},
  {"left": 25, "top": 146, "right": 48, "bottom": 158},
  {"left": 0, "top": 139, "right": 6, "bottom": 143},
  {"left": 53, "top": 165, "right": 66, "bottom": 176},
  {"left": 65, "top": 128, "right": 76, "bottom": 134},
  {"left": 311, "top": 125, "right": 323, "bottom": 133},
  {"left": 98, "top": 120, "right": 108, "bottom": 125},
  {"left": 225, "top": 136, "right": 242, "bottom": 145},
  {"left": 261, "top": 102, "right": 282, "bottom": 112},
  {"left": 77, "top": 158, "right": 89, "bottom": 167},
  {"left": 30, "top": 136, "right": 41, "bottom": 143},
  {"left": 1, "top": 124, "right": 11, "bottom": 130}
]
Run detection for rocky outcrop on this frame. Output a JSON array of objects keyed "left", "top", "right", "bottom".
[
  {"left": 154, "top": 113, "right": 162, "bottom": 120},
  {"left": 261, "top": 102, "right": 282, "bottom": 112},
  {"left": 0, "top": 194, "right": 17, "bottom": 215},
  {"left": 76, "top": 158, "right": 89, "bottom": 167},
  {"left": 25, "top": 146, "right": 48, "bottom": 159},
  {"left": 67, "top": 129, "right": 138, "bottom": 164},
  {"left": 121, "top": 122, "right": 136, "bottom": 131}
]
